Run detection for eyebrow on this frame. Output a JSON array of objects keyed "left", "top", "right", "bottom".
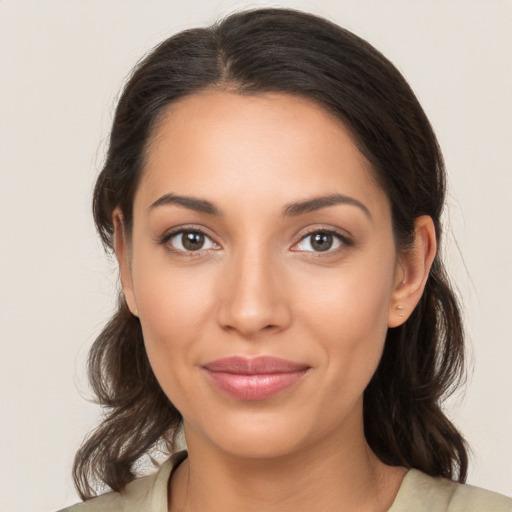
[
  {"left": 149, "top": 193, "right": 222, "bottom": 215},
  {"left": 282, "top": 193, "right": 371, "bottom": 219},
  {"left": 149, "top": 192, "right": 371, "bottom": 219}
]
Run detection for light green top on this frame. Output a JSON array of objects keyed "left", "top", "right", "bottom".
[{"left": 59, "top": 452, "right": 512, "bottom": 512}]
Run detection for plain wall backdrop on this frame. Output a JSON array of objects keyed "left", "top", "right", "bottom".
[{"left": 0, "top": 1, "right": 511, "bottom": 510}]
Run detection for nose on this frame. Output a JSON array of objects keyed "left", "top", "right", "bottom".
[{"left": 216, "top": 246, "right": 292, "bottom": 338}]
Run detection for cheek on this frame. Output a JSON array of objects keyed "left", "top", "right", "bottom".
[
  {"left": 297, "top": 254, "right": 395, "bottom": 333},
  {"left": 295, "top": 255, "right": 395, "bottom": 386},
  {"left": 137, "top": 272, "right": 212, "bottom": 328},
  {"left": 132, "top": 260, "right": 217, "bottom": 386}
]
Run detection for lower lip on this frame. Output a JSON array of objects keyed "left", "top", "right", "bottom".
[{"left": 204, "top": 370, "right": 308, "bottom": 400}]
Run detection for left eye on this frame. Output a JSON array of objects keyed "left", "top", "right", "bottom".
[
  {"left": 294, "top": 231, "right": 344, "bottom": 252},
  {"left": 168, "top": 230, "right": 219, "bottom": 252}
]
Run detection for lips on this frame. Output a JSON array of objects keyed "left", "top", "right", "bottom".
[{"left": 202, "top": 356, "right": 310, "bottom": 400}]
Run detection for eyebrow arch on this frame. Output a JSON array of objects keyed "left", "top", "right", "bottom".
[
  {"left": 283, "top": 193, "right": 371, "bottom": 219},
  {"left": 149, "top": 193, "right": 222, "bottom": 215},
  {"left": 149, "top": 192, "right": 371, "bottom": 219}
]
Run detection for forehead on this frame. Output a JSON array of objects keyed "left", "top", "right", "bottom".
[{"left": 136, "top": 91, "right": 389, "bottom": 218}]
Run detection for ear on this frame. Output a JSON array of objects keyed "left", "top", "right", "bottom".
[
  {"left": 113, "top": 208, "right": 138, "bottom": 317},
  {"left": 388, "top": 215, "right": 437, "bottom": 328}
]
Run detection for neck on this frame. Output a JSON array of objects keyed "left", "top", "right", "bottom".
[{"left": 169, "top": 413, "right": 406, "bottom": 512}]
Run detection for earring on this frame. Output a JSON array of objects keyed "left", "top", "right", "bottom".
[{"left": 396, "top": 304, "right": 405, "bottom": 317}]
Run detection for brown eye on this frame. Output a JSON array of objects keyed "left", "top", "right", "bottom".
[
  {"left": 294, "top": 230, "right": 346, "bottom": 253},
  {"left": 167, "top": 230, "right": 218, "bottom": 252},
  {"left": 310, "top": 233, "right": 333, "bottom": 251},
  {"left": 182, "top": 231, "right": 205, "bottom": 251}
]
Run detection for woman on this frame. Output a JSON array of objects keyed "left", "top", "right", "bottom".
[{"left": 60, "top": 8, "right": 511, "bottom": 512}]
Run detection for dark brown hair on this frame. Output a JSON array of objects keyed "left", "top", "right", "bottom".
[{"left": 74, "top": 8, "right": 467, "bottom": 499}]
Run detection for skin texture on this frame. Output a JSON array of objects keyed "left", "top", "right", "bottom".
[{"left": 114, "top": 91, "right": 436, "bottom": 512}]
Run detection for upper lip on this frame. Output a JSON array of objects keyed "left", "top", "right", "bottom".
[{"left": 203, "top": 356, "right": 310, "bottom": 375}]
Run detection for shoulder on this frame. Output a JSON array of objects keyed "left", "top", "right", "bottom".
[
  {"left": 56, "top": 489, "right": 124, "bottom": 512},
  {"left": 56, "top": 473, "right": 158, "bottom": 512},
  {"left": 56, "top": 452, "right": 187, "bottom": 512},
  {"left": 390, "top": 469, "right": 512, "bottom": 512}
]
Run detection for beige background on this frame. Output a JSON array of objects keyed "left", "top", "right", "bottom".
[{"left": 0, "top": 1, "right": 510, "bottom": 510}]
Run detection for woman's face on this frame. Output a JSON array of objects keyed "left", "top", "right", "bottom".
[{"left": 119, "top": 91, "right": 405, "bottom": 459}]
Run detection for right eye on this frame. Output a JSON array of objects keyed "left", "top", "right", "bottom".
[{"left": 165, "top": 230, "right": 220, "bottom": 253}]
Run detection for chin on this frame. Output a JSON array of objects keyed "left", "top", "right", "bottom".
[
  {"left": 186, "top": 407, "right": 328, "bottom": 461},
  {"left": 217, "top": 432, "right": 305, "bottom": 461}
]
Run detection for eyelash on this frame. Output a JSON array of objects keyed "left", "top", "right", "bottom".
[
  {"left": 158, "top": 226, "right": 352, "bottom": 257},
  {"left": 159, "top": 226, "right": 218, "bottom": 257},
  {"left": 293, "top": 228, "right": 352, "bottom": 256}
]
